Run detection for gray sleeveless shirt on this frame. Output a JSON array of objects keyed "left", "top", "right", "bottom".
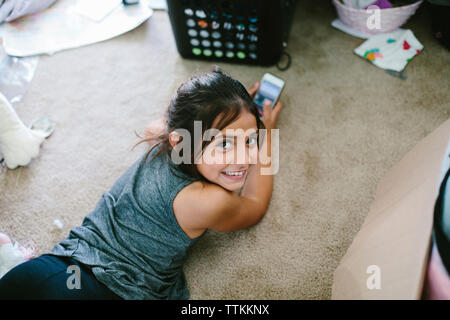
[{"left": 50, "top": 146, "right": 206, "bottom": 299}]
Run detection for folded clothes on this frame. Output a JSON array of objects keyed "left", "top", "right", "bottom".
[{"left": 354, "top": 29, "right": 423, "bottom": 72}]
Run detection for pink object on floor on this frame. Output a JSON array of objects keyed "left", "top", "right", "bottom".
[
  {"left": 422, "top": 243, "right": 450, "bottom": 300},
  {"left": 0, "top": 232, "right": 35, "bottom": 261},
  {"left": 0, "top": 232, "right": 36, "bottom": 278}
]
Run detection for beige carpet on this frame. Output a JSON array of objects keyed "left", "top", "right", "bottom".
[{"left": 0, "top": 0, "right": 449, "bottom": 299}]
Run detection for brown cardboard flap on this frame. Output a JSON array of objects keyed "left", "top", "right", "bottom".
[{"left": 332, "top": 119, "right": 450, "bottom": 300}]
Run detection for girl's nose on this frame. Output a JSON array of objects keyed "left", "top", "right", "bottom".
[
  {"left": 235, "top": 143, "right": 256, "bottom": 165},
  {"left": 248, "top": 145, "right": 258, "bottom": 165}
]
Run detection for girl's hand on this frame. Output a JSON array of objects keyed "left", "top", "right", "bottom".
[
  {"left": 247, "top": 82, "right": 283, "bottom": 130},
  {"left": 247, "top": 81, "right": 259, "bottom": 99}
]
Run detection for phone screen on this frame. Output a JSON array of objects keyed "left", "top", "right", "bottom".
[{"left": 254, "top": 80, "right": 282, "bottom": 116}]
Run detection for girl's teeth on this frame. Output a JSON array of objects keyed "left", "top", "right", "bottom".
[{"left": 224, "top": 171, "right": 244, "bottom": 176}]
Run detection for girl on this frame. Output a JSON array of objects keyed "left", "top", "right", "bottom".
[{"left": 0, "top": 66, "right": 283, "bottom": 300}]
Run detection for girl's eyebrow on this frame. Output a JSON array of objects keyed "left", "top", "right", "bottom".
[
  {"left": 210, "top": 133, "right": 257, "bottom": 145},
  {"left": 220, "top": 132, "right": 258, "bottom": 140}
]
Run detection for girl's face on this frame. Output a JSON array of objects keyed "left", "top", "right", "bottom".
[{"left": 196, "top": 110, "right": 259, "bottom": 192}]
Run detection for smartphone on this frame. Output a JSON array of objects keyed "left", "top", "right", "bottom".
[{"left": 253, "top": 73, "right": 285, "bottom": 117}]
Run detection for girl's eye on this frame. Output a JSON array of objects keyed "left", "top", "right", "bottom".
[
  {"left": 247, "top": 136, "right": 258, "bottom": 145},
  {"left": 218, "top": 140, "right": 232, "bottom": 150}
]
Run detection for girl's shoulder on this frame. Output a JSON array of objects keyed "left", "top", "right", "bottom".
[
  {"left": 175, "top": 179, "right": 268, "bottom": 233},
  {"left": 172, "top": 181, "right": 236, "bottom": 239}
]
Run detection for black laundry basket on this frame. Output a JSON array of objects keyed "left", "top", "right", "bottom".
[{"left": 166, "top": 0, "right": 297, "bottom": 66}]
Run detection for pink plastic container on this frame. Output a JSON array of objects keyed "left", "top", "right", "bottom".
[{"left": 333, "top": 0, "right": 423, "bottom": 35}]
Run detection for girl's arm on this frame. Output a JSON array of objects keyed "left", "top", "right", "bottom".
[
  {"left": 238, "top": 116, "right": 276, "bottom": 220},
  {"left": 239, "top": 81, "right": 282, "bottom": 215}
]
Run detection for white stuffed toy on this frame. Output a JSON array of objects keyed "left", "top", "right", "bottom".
[
  {"left": 0, "top": 0, "right": 56, "bottom": 23},
  {"left": 0, "top": 92, "right": 54, "bottom": 169},
  {"left": 0, "top": 233, "right": 35, "bottom": 279}
]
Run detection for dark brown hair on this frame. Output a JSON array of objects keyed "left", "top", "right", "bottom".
[{"left": 133, "top": 66, "right": 264, "bottom": 181}]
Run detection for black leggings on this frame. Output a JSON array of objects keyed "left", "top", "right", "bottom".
[{"left": 0, "top": 254, "right": 122, "bottom": 300}]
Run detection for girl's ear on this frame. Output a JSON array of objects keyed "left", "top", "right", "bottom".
[{"left": 169, "top": 131, "right": 182, "bottom": 149}]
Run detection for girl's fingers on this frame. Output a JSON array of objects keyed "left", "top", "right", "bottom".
[
  {"left": 273, "top": 101, "right": 283, "bottom": 113},
  {"left": 261, "top": 100, "right": 272, "bottom": 123},
  {"left": 248, "top": 82, "right": 259, "bottom": 97},
  {"left": 262, "top": 100, "right": 272, "bottom": 117},
  {"left": 266, "top": 101, "right": 283, "bottom": 126}
]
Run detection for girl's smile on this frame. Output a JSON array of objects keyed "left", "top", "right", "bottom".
[{"left": 221, "top": 169, "right": 247, "bottom": 180}]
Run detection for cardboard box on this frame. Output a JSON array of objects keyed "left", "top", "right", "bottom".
[{"left": 332, "top": 118, "right": 450, "bottom": 300}]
